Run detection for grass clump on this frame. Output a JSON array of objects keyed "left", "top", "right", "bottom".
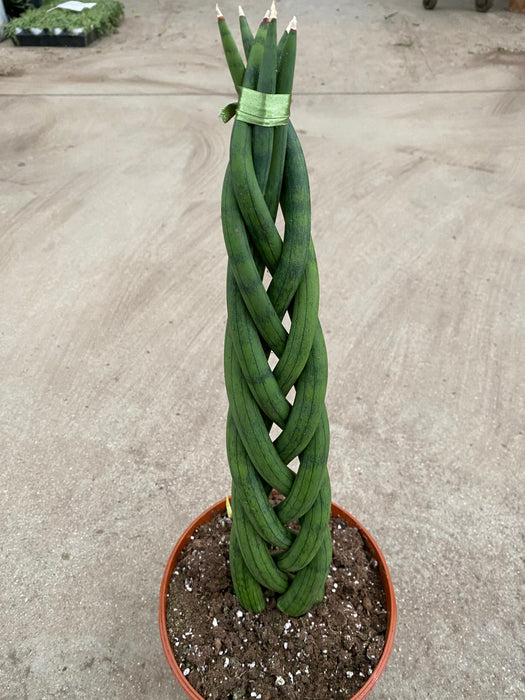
[{"left": 5, "top": 0, "right": 124, "bottom": 39}]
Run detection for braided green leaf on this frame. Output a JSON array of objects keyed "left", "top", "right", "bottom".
[{"left": 219, "top": 10, "right": 332, "bottom": 616}]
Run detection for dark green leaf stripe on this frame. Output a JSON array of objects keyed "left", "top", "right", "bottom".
[
  {"left": 232, "top": 484, "right": 290, "bottom": 593},
  {"left": 224, "top": 328, "right": 295, "bottom": 496},
  {"left": 275, "top": 406, "right": 330, "bottom": 523},
  {"left": 273, "top": 246, "right": 320, "bottom": 395},
  {"left": 273, "top": 324, "right": 328, "bottom": 464},
  {"left": 230, "top": 122, "right": 283, "bottom": 274},
  {"left": 277, "top": 22, "right": 293, "bottom": 67},
  {"left": 242, "top": 16, "right": 268, "bottom": 91},
  {"left": 239, "top": 11, "right": 254, "bottom": 61},
  {"left": 252, "top": 17, "right": 277, "bottom": 194},
  {"left": 276, "top": 470, "right": 331, "bottom": 572},
  {"left": 266, "top": 33, "right": 298, "bottom": 220},
  {"left": 237, "top": 14, "right": 297, "bottom": 221},
  {"left": 226, "top": 412, "right": 293, "bottom": 549},
  {"left": 218, "top": 15, "right": 245, "bottom": 93},
  {"left": 229, "top": 524, "right": 266, "bottom": 612},
  {"left": 277, "top": 526, "right": 332, "bottom": 616},
  {"left": 231, "top": 18, "right": 282, "bottom": 269},
  {"left": 222, "top": 166, "right": 287, "bottom": 356},
  {"left": 227, "top": 264, "right": 290, "bottom": 428},
  {"left": 267, "top": 125, "right": 311, "bottom": 320}
]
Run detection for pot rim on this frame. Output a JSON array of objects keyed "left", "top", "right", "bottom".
[{"left": 159, "top": 497, "right": 397, "bottom": 700}]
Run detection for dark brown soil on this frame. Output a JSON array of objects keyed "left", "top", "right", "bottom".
[{"left": 165, "top": 514, "right": 387, "bottom": 699}]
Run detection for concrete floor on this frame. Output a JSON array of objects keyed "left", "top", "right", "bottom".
[{"left": 1, "top": 1, "right": 524, "bottom": 698}]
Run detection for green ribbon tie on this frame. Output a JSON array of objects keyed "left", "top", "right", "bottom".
[{"left": 219, "top": 87, "right": 291, "bottom": 127}]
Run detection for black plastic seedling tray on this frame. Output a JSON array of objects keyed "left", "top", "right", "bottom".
[{"left": 11, "top": 28, "right": 97, "bottom": 46}]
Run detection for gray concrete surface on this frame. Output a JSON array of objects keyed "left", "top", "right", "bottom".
[{"left": 1, "top": 1, "right": 524, "bottom": 698}]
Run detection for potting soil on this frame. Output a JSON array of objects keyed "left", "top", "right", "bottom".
[{"left": 165, "top": 513, "right": 387, "bottom": 699}]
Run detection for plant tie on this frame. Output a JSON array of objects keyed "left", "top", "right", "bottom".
[{"left": 220, "top": 87, "right": 291, "bottom": 127}]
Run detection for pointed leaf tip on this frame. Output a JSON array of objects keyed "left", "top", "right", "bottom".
[
  {"left": 238, "top": 4, "right": 245, "bottom": 16},
  {"left": 216, "top": 4, "right": 223, "bottom": 18},
  {"left": 270, "top": 0, "right": 277, "bottom": 19}
]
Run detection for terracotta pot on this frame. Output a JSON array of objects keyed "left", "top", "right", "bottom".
[
  {"left": 159, "top": 498, "right": 397, "bottom": 700},
  {"left": 509, "top": 0, "right": 525, "bottom": 12}
]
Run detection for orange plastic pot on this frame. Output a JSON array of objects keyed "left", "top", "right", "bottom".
[{"left": 159, "top": 497, "right": 397, "bottom": 700}]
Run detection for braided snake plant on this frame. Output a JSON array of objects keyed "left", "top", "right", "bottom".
[{"left": 218, "top": 4, "right": 331, "bottom": 618}]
